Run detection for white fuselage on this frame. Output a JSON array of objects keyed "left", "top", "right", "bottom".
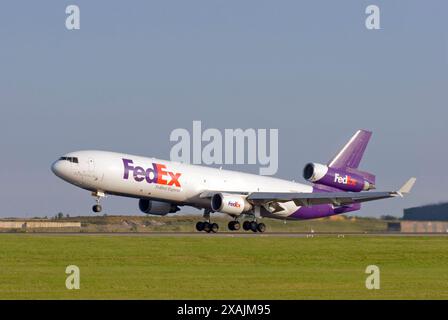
[{"left": 51, "top": 150, "right": 312, "bottom": 215}]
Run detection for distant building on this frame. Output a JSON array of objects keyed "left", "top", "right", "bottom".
[
  {"left": 0, "top": 221, "right": 81, "bottom": 229},
  {"left": 403, "top": 203, "right": 448, "bottom": 221},
  {"left": 386, "top": 222, "right": 401, "bottom": 232},
  {"left": 388, "top": 221, "right": 448, "bottom": 233}
]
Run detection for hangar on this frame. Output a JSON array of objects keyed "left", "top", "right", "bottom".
[{"left": 403, "top": 203, "right": 448, "bottom": 221}]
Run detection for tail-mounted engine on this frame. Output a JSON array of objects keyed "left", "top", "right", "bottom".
[{"left": 303, "top": 163, "right": 375, "bottom": 192}]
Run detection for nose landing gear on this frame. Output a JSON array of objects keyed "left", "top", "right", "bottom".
[{"left": 91, "top": 191, "right": 106, "bottom": 213}]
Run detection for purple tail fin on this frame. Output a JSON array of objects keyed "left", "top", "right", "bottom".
[
  {"left": 328, "top": 130, "right": 375, "bottom": 184},
  {"left": 328, "top": 130, "right": 372, "bottom": 169}
]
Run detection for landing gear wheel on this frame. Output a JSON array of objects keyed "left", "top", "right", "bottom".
[
  {"left": 243, "top": 221, "right": 251, "bottom": 231},
  {"left": 91, "top": 191, "right": 105, "bottom": 214},
  {"left": 250, "top": 221, "right": 258, "bottom": 232},
  {"left": 228, "top": 221, "right": 241, "bottom": 231},
  {"left": 203, "top": 222, "right": 211, "bottom": 233},
  {"left": 256, "top": 222, "right": 266, "bottom": 233},
  {"left": 196, "top": 221, "right": 204, "bottom": 232},
  {"left": 210, "top": 223, "right": 219, "bottom": 233}
]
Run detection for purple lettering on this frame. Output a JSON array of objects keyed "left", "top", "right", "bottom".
[
  {"left": 133, "top": 166, "right": 145, "bottom": 182},
  {"left": 145, "top": 164, "right": 158, "bottom": 184},
  {"left": 122, "top": 158, "right": 182, "bottom": 187},
  {"left": 122, "top": 158, "right": 134, "bottom": 179}
]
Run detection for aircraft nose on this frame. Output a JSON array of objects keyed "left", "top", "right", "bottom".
[
  {"left": 52, "top": 156, "right": 81, "bottom": 184},
  {"left": 51, "top": 160, "right": 62, "bottom": 177}
]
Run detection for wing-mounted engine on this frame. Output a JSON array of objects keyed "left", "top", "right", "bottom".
[
  {"left": 303, "top": 163, "right": 375, "bottom": 192},
  {"left": 139, "top": 199, "right": 180, "bottom": 215},
  {"left": 211, "top": 193, "right": 253, "bottom": 215}
]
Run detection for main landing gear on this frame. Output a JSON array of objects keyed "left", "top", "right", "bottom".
[
  {"left": 195, "top": 209, "right": 266, "bottom": 233},
  {"left": 196, "top": 221, "right": 219, "bottom": 233},
  {"left": 242, "top": 220, "right": 266, "bottom": 233},
  {"left": 240, "top": 206, "right": 266, "bottom": 233},
  {"left": 196, "top": 209, "right": 219, "bottom": 233},
  {"left": 196, "top": 219, "right": 266, "bottom": 233},
  {"left": 228, "top": 220, "right": 266, "bottom": 232}
]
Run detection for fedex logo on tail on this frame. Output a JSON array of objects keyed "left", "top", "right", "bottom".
[
  {"left": 334, "top": 173, "right": 357, "bottom": 186},
  {"left": 122, "top": 159, "right": 182, "bottom": 187}
]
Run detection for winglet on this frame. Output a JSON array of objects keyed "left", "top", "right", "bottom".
[{"left": 395, "top": 177, "right": 417, "bottom": 197}]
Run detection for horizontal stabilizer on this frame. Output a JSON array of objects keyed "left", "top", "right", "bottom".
[
  {"left": 247, "top": 178, "right": 416, "bottom": 207},
  {"left": 395, "top": 177, "right": 417, "bottom": 197}
]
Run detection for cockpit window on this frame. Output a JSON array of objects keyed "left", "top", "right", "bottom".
[{"left": 59, "top": 157, "right": 78, "bottom": 163}]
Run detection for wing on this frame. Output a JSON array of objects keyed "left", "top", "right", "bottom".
[
  {"left": 199, "top": 190, "right": 249, "bottom": 198},
  {"left": 247, "top": 177, "right": 416, "bottom": 207}
]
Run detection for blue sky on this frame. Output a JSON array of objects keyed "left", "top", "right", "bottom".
[{"left": 0, "top": 1, "right": 447, "bottom": 217}]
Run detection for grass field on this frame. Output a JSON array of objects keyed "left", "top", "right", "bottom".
[{"left": 0, "top": 234, "right": 447, "bottom": 299}]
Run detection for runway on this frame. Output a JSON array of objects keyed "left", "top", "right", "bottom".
[{"left": 1, "top": 232, "right": 447, "bottom": 237}]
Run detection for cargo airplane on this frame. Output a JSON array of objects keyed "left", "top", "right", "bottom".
[{"left": 51, "top": 130, "right": 415, "bottom": 233}]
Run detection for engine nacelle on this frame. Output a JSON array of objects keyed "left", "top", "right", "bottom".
[
  {"left": 211, "top": 193, "right": 252, "bottom": 215},
  {"left": 303, "top": 162, "right": 375, "bottom": 192},
  {"left": 138, "top": 199, "right": 180, "bottom": 215}
]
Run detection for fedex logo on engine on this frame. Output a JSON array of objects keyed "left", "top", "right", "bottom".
[
  {"left": 122, "top": 158, "right": 182, "bottom": 187},
  {"left": 228, "top": 201, "right": 241, "bottom": 208},
  {"left": 334, "top": 173, "right": 357, "bottom": 186}
]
